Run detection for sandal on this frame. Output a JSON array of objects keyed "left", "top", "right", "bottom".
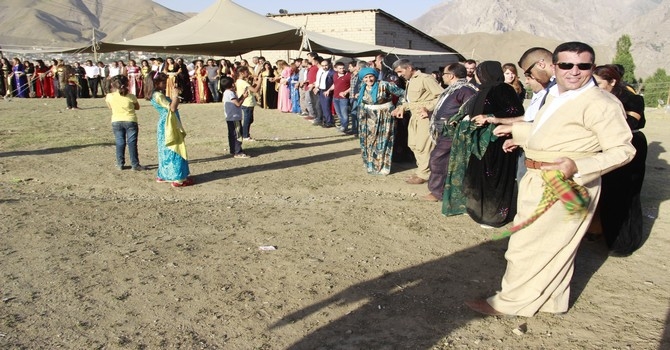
[{"left": 171, "top": 178, "right": 194, "bottom": 188}]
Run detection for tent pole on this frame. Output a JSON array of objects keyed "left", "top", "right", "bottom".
[{"left": 92, "top": 28, "right": 98, "bottom": 62}]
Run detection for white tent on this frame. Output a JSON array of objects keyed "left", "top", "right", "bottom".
[{"left": 61, "top": 0, "right": 462, "bottom": 58}]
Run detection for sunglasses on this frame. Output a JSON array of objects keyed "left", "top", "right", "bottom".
[
  {"left": 555, "top": 62, "right": 594, "bottom": 71},
  {"left": 523, "top": 59, "right": 541, "bottom": 78}
]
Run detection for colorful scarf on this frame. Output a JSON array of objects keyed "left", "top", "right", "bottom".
[
  {"left": 165, "top": 109, "right": 188, "bottom": 160},
  {"left": 493, "top": 170, "right": 590, "bottom": 240},
  {"left": 357, "top": 67, "right": 380, "bottom": 107}
]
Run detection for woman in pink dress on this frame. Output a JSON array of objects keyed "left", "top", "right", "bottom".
[
  {"left": 276, "top": 60, "right": 292, "bottom": 112},
  {"left": 126, "top": 60, "right": 143, "bottom": 98}
]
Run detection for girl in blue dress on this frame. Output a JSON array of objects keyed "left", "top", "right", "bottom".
[{"left": 150, "top": 73, "right": 192, "bottom": 187}]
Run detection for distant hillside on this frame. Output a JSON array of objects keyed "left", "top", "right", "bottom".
[
  {"left": 412, "top": 0, "right": 670, "bottom": 79},
  {"left": 0, "top": 0, "right": 190, "bottom": 49},
  {"left": 436, "top": 31, "right": 614, "bottom": 73}
]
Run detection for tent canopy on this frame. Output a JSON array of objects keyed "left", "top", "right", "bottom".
[
  {"left": 89, "top": 0, "right": 301, "bottom": 56},
  {"left": 59, "top": 0, "right": 462, "bottom": 59}
]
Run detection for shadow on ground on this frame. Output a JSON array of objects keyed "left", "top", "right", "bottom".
[
  {"left": 0, "top": 142, "right": 114, "bottom": 158},
  {"left": 270, "top": 237, "right": 608, "bottom": 349}
]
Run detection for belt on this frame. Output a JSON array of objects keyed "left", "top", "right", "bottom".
[{"left": 524, "top": 158, "right": 556, "bottom": 170}]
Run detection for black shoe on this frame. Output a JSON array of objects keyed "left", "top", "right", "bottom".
[
  {"left": 322, "top": 124, "right": 335, "bottom": 128},
  {"left": 132, "top": 165, "right": 146, "bottom": 171}
]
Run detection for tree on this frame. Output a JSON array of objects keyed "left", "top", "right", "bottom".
[
  {"left": 612, "top": 35, "right": 636, "bottom": 84},
  {"left": 641, "top": 69, "right": 670, "bottom": 108}
]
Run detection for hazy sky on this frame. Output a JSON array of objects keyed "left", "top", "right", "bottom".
[{"left": 153, "top": 0, "right": 442, "bottom": 23}]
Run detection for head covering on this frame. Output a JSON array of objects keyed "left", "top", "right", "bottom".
[
  {"left": 466, "top": 61, "right": 504, "bottom": 116},
  {"left": 475, "top": 61, "right": 504, "bottom": 87},
  {"left": 357, "top": 67, "right": 380, "bottom": 107},
  {"left": 358, "top": 67, "right": 378, "bottom": 80}
]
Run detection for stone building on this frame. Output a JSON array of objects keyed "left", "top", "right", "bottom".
[{"left": 245, "top": 9, "right": 464, "bottom": 74}]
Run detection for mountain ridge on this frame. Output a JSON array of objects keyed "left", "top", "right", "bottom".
[
  {"left": 0, "top": 0, "right": 189, "bottom": 48},
  {"left": 0, "top": 0, "right": 666, "bottom": 79},
  {"left": 411, "top": 0, "right": 670, "bottom": 78}
]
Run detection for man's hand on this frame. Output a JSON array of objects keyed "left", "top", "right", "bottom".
[
  {"left": 493, "top": 125, "right": 512, "bottom": 137},
  {"left": 419, "top": 107, "right": 430, "bottom": 119},
  {"left": 541, "top": 157, "right": 578, "bottom": 179},
  {"left": 502, "top": 139, "right": 518, "bottom": 153},
  {"left": 391, "top": 106, "right": 404, "bottom": 118},
  {"left": 471, "top": 114, "right": 489, "bottom": 126}
]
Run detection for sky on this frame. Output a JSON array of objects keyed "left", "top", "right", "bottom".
[{"left": 153, "top": 0, "right": 442, "bottom": 23}]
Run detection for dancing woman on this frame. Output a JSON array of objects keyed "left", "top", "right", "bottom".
[
  {"left": 592, "top": 64, "right": 648, "bottom": 255},
  {"left": 150, "top": 73, "right": 192, "bottom": 187},
  {"left": 355, "top": 67, "right": 405, "bottom": 175}
]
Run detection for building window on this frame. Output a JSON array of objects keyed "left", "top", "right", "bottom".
[{"left": 408, "top": 40, "right": 412, "bottom": 49}]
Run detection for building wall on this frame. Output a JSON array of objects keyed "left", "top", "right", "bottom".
[
  {"left": 372, "top": 15, "right": 461, "bottom": 72},
  {"left": 241, "top": 11, "right": 460, "bottom": 74},
  {"left": 271, "top": 11, "right": 378, "bottom": 45}
]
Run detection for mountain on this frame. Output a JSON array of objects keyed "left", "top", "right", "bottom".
[
  {"left": 0, "top": 0, "right": 190, "bottom": 49},
  {"left": 435, "top": 31, "right": 613, "bottom": 75},
  {"left": 411, "top": 0, "right": 670, "bottom": 79}
]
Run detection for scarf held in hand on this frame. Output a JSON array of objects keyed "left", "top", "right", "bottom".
[
  {"left": 165, "top": 110, "right": 188, "bottom": 160},
  {"left": 493, "top": 170, "right": 590, "bottom": 240}
]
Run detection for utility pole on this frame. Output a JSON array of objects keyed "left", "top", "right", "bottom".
[{"left": 92, "top": 28, "right": 98, "bottom": 62}]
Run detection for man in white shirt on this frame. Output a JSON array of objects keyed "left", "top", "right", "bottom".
[
  {"left": 97, "top": 61, "right": 108, "bottom": 96},
  {"left": 313, "top": 58, "right": 335, "bottom": 128},
  {"left": 83, "top": 60, "right": 101, "bottom": 98}
]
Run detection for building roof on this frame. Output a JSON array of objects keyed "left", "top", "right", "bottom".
[{"left": 268, "top": 8, "right": 465, "bottom": 61}]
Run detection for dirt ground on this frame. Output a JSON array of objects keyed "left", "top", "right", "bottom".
[{"left": 1, "top": 97, "right": 669, "bottom": 349}]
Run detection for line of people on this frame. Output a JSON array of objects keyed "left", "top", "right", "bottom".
[
  {"left": 6, "top": 41, "right": 649, "bottom": 319},
  {"left": 309, "top": 44, "right": 646, "bottom": 318},
  {"left": 331, "top": 43, "right": 646, "bottom": 318}
]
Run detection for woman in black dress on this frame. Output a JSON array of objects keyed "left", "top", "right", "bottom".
[
  {"left": 464, "top": 61, "right": 525, "bottom": 228},
  {"left": 593, "top": 64, "right": 648, "bottom": 256}
]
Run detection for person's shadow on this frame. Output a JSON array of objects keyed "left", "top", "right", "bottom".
[
  {"left": 642, "top": 141, "right": 668, "bottom": 238},
  {"left": 270, "top": 236, "right": 607, "bottom": 349},
  {"left": 0, "top": 142, "right": 114, "bottom": 158},
  {"left": 645, "top": 141, "right": 670, "bottom": 350},
  {"left": 662, "top": 305, "right": 670, "bottom": 349}
]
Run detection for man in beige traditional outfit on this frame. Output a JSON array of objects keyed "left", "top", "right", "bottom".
[
  {"left": 391, "top": 59, "right": 444, "bottom": 184},
  {"left": 466, "top": 42, "right": 636, "bottom": 317}
]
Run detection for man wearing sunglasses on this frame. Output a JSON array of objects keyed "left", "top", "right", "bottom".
[
  {"left": 466, "top": 42, "right": 636, "bottom": 317},
  {"left": 420, "top": 63, "right": 477, "bottom": 202}
]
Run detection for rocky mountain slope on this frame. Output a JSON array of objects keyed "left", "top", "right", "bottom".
[
  {"left": 0, "top": 0, "right": 189, "bottom": 49},
  {"left": 411, "top": 0, "right": 670, "bottom": 79}
]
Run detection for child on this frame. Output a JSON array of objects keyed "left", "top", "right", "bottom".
[
  {"left": 105, "top": 75, "right": 144, "bottom": 171},
  {"left": 221, "top": 76, "right": 251, "bottom": 159},
  {"left": 235, "top": 66, "right": 260, "bottom": 141}
]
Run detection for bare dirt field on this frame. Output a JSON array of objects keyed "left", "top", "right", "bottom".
[{"left": 1, "top": 97, "right": 669, "bottom": 349}]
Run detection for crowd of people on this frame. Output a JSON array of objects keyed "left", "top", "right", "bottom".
[{"left": 2, "top": 40, "right": 649, "bottom": 318}]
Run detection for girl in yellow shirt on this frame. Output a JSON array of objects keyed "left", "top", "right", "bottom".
[{"left": 105, "top": 75, "right": 143, "bottom": 171}]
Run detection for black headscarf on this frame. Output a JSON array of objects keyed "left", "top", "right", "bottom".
[{"left": 466, "top": 61, "right": 504, "bottom": 116}]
